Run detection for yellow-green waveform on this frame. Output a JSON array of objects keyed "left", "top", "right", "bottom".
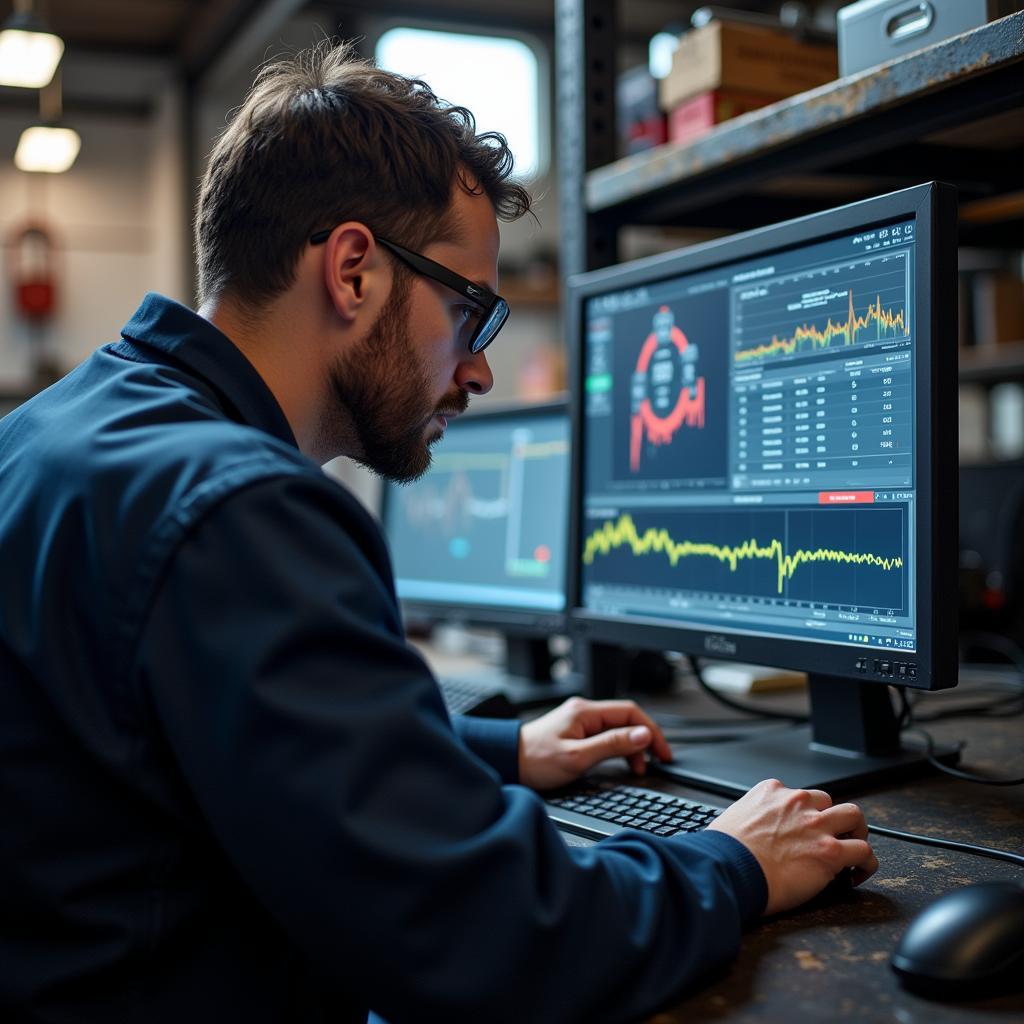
[
  {"left": 582, "top": 513, "right": 903, "bottom": 595},
  {"left": 734, "top": 292, "right": 908, "bottom": 364}
]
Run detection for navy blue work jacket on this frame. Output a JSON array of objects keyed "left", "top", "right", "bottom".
[{"left": 0, "top": 293, "right": 766, "bottom": 1023}]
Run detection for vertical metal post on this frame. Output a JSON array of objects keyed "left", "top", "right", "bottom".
[
  {"left": 556, "top": 2, "right": 620, "bottom": 699},
  {"left": 555, "top": 0, "right": 618, "bottom": 278}
]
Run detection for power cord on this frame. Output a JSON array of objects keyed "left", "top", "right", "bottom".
[
  {"left": 960, "top": 630, "right": 1024, "bottom": 678},
  {"left": 909, "top": 668, "right": 1023, "bottom": 723},
  {"left": 896, "top": 689, "right": 1024, "bottom": 786},
  {"left": 866, "top": 823, "right": 1024, "bottom": 869}
]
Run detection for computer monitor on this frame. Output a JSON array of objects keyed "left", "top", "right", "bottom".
[
  {"left": 382, "top": 400, "right": 572, "bottom": 685},
  {"left": 568, "top": 182, "right": 959, "bottom": 795}
]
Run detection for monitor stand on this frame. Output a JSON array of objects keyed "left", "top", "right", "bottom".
[
  {"left": 654, "top": 674, "right": 960, "bottom": 798},
  {"left": 439, "top": 634, "right": 583, "bottom": 711}
]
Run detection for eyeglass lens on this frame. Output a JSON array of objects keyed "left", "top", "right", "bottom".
[{"left": 471, "top": 300, "right": 509, "bottom": 354}]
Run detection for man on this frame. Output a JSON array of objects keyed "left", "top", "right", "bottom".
[{"left": 0, "top": 41, "right": 877, "bottom": 1023}]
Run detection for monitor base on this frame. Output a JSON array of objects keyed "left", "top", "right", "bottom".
[{"left": 656, "top": 724, "right": 959, "bottom": 798}]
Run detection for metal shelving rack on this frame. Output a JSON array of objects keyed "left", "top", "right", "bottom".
[{"left": 556, "top": 5, "right": 1024, "bottom": 275}]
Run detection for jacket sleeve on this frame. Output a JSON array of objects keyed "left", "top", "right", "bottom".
[
  {"left": 134, "top": 473, "right": 766, "bottom": 1024},
  {"left": 451, "top": 716, "right": 521, "bottom": 784}
]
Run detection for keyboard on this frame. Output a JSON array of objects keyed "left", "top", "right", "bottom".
[
  {"left": 437, "top": 675, "right": 516, "bottom": 718},
  {"left": 546, "top": 778, "right": 723, "bottom": 842},
  {"left": 437, "top": 673, "right": 585, "bottom": 717}
]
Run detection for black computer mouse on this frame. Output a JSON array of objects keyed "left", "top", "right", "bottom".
[{"left": 891, "top": 881, "right": 1024, "bottom": 1000}]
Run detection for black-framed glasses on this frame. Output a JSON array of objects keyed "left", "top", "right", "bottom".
[{"left": 309, "top": 229, "right": 509, "bottom": 354}]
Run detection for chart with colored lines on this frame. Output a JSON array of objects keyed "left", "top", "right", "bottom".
[
  {"left": 732, "top": 250, "right": 911, "bottom": 367},
  {"left": 582, "top": 505, "right": 907, "bottom": 612}
]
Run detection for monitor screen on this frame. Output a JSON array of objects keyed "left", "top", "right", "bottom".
[
  {"left": 384, "top": 402, "right": 570, "bottom": 620},
  {"left": 570, "top": 183, "right": 957, "bottom": 697},
  {"left": 582, "top": 215, "right": 919, "bottom": 651}
]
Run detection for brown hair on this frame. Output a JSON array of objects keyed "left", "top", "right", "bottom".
[{"left": 195, "top": 39, "right": 533, "bottom": 308}]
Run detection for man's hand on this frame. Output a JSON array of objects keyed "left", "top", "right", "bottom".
[
  {"left": 707, "top": 778, "right": 879, "bottom": 915},
  {"left": 518, "top": 696, "right": 673, "bottom": 791}
]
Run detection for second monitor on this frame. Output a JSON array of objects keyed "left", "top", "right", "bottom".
[{"left": 382, "top": 400, "right": 580, "bottom": 709}]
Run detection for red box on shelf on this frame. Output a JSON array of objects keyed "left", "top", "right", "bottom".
[{"left": 668, "top": 89, "right": 775, "bottom": 146}]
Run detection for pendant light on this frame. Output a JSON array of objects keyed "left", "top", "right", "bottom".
[{"left": 0, "top": 0, "right": 64, "bottom": 88}]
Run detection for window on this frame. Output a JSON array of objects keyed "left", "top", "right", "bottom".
[{"left": 376, "top": 26, "right": 544, "bottom": 180}]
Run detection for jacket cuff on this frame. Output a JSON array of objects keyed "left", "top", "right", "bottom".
[
  {"left": 677, "top": 829, "right": 768, "bottom": 925},
  {"left": 451, "top": 716, "right": 521, "bottom": 784}
]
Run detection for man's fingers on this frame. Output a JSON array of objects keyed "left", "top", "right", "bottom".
[
  {"left": 820, "top": 802, "right": 867, "bottom": 838},
  {"left": 803, "top": 788, "right": 833, "bottom": 812},
  {"left": 571, "top": 724, "right": 653, "bottom": 770},
  {"left": 838, "top": 837, "right": 878, "bottom": 879},
  {"left": 577, "top": 700, "right": 673, "bottom": 762}
]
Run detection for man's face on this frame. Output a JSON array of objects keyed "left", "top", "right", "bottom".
[
  {"left": 327, "top": 278, "right": 468, "bottom": 482},
  {"left": 325, "top": 183, "right": 499, "bottom": 482}
]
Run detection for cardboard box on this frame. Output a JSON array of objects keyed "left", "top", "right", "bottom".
[
  {"left": 668, "top": 88, "right": 775, "bottom": 146},
  {"left": 659, "top": 21, "right": 838, "bottom": 111}
]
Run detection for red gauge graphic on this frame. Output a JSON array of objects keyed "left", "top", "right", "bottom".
[{"left": 629, "top": 305, "right": 706, "bottom": 473}]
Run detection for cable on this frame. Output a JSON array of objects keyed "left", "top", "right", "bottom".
[
  {"left": 905, "top": 725, "right": 1024, "bottom": 786},
  {"left": 959, "top": 630, "right": 1024, "bottom": 679},
  {"left": 894, "top": 684, "right": 913, "bottom": 730},
  {"left": 912, "top": 636, "right": 1024, "bottom": 724},
  {"left": 867, "top": 823, "right": 1024, "bottom": 868},
  {"left": 689, "top": 657, "right": 809, "bottom": 723},
  {"left": 895, "top": 689, "right": 1024, "bottom": 786},
  {"left": 910, "top": 666, "right": 1024, "bottom": 723},
  {"left": 911, "top": 693, "right": 1024, "bottom": 723}
]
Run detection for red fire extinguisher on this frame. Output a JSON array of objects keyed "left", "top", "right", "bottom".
[{"left": 7, "top": 223, "right": 57, "bottom": 320}]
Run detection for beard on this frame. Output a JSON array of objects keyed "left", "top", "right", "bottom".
[{"left": 324, "top": 281, "right": 468, "bottom": 482}]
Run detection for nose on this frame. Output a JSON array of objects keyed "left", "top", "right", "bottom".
[{"left": 455, "top": 347, "right": 493, "bottom": 396}]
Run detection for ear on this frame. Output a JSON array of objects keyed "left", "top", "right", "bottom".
[{"left": 320, "top": 223, "right": 386, "bottom": 323}]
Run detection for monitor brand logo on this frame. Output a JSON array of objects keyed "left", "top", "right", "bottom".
[{"left": 704, "top": 635, "right": 737, "bottom": 656}]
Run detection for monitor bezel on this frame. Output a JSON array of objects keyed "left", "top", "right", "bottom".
[
  {"left": 567, "top": 183, "right": 958, "bottom": 692},
  {"left": 381, "top": 396, "right": 570, "bottom": 634}
]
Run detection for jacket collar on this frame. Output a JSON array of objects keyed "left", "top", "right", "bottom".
[{"left": 119, "top": 292, "right": 298, "bottom": 449}]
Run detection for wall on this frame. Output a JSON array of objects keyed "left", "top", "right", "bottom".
[{"left": 0, "top": 63, "right": 187, "bottom": 394}]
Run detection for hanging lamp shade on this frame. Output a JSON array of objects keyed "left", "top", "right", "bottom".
[
  {"left": 0, "top": 2, "right": 64, "bottom": 88},
  {"left": 15, "top": 125, "right": 80, "bottom": 173}
]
